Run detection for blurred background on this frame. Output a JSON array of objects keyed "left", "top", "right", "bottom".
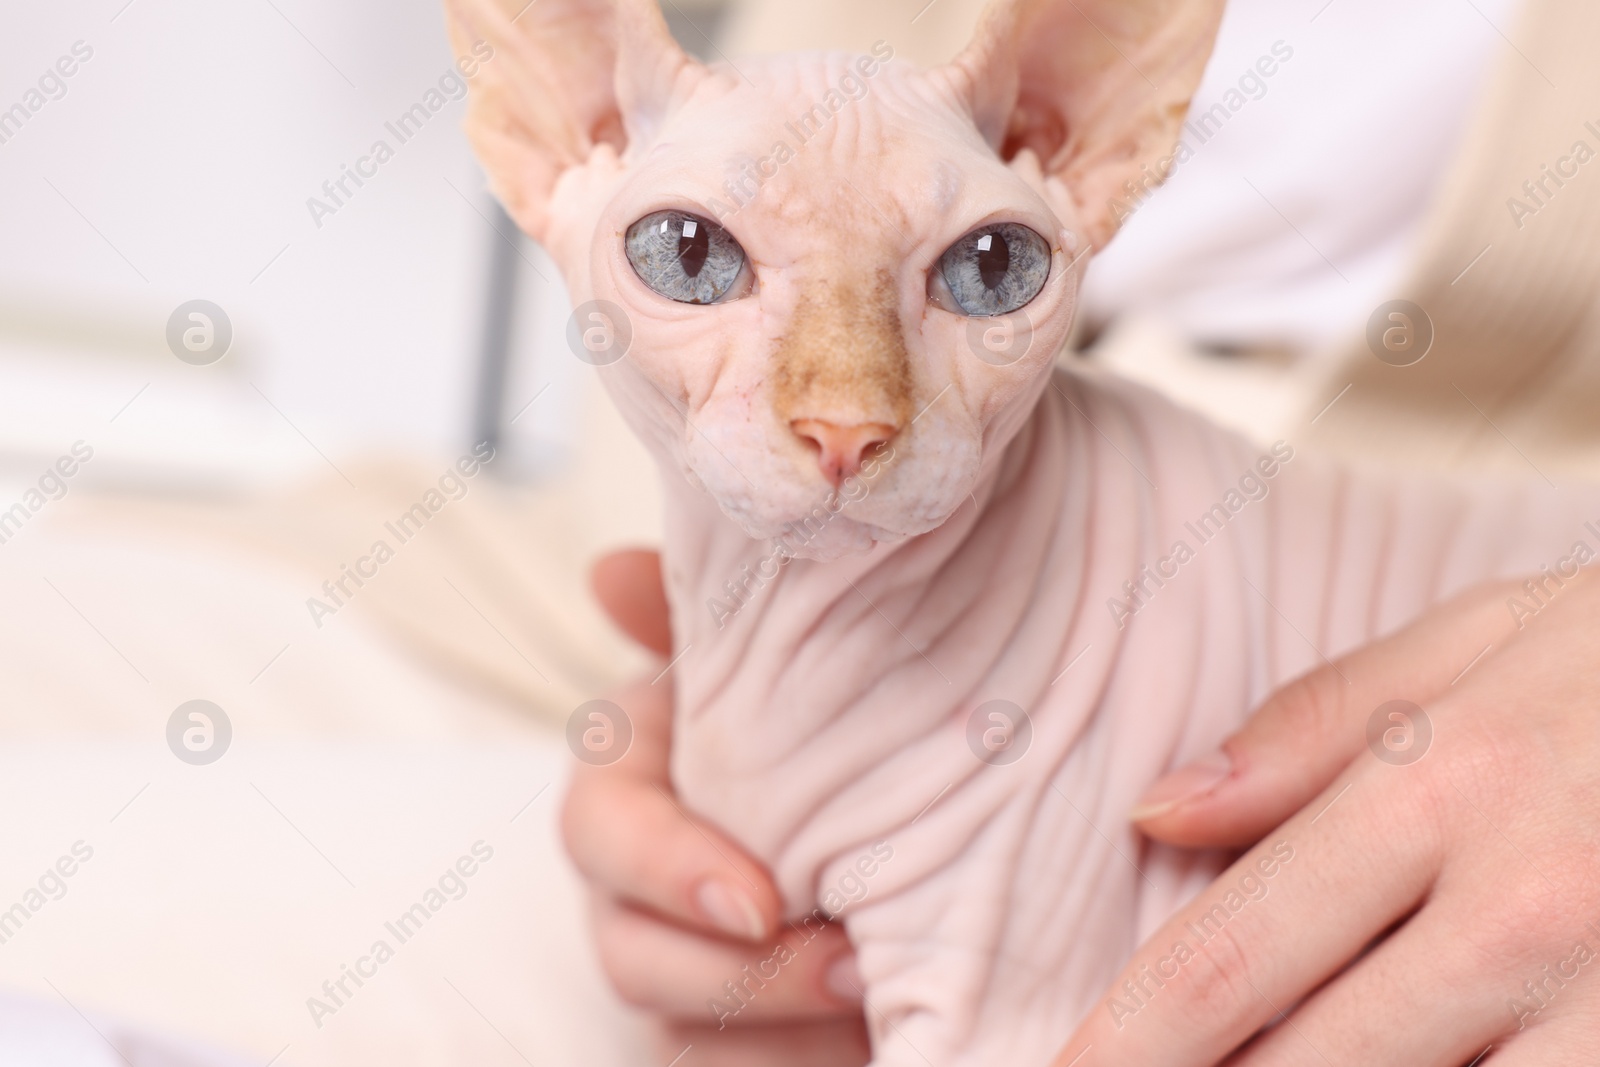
[
  {"left": 1, "top": 0, "right": 1593, "bottom": 1063},
  {"left": 1, "top": 0, "right": 585, "bottom": 496}
]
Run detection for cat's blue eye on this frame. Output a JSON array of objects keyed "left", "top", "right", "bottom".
[
  {"left": 625, "top": 210, "right": 746, "bottom": 304},
  {"left": 937, "top": 223, "right": 1050, "bottom": 316}
]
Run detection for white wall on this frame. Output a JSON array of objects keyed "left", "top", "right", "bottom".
[{"left": 0, "top": 0, "right": 542, "bottom": 492}]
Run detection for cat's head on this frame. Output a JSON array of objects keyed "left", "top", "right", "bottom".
[{"left": 448, "top": 0, "right": 1222, "bottom": 558}]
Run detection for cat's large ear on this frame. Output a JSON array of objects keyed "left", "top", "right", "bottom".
[
  {"left": 445, "top": 0, "right": 702, "bottom": 242},
  {"left": 943, "top": 0, "right": 1224, "bottom": 250}
]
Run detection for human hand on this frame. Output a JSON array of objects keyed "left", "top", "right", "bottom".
[
  {"left": 564, "top": 549, "right": 870, "bottom": 1066},
  {"left": 1055, "top": 571, "right": 1600, "bottom": 1065}
]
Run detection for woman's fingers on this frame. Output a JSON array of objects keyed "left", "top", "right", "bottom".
[
  {"left": 566, "top": 771, "right": 781, "bottom": 941},
  {"left": 1055, "top": 573, "right": 1600, "bottom": 1067},
  {"left": 1055, "top": 757, "right": 1444, "bottom": 1067},
  {"left": 1132, "top": 580, "right": 1521, "bottom": 849},
  {"left": 655, "top": 1015, "right": 872, "bottom": 1067},
  {"left": 1224, "top": 902, "right": 1512, "bottom": 1067},
  {"left": 594, "top": 894, "right": 860, "bottom": 1020},
  {"left": 564, "top": 677, "right": 784, "bottom": 941},
  {"left": 592, "top": 547, "right": 673, "bottom": 656},
  {"left": 1485, "top": 1017, "right": 1599, "bottom": 1067}
]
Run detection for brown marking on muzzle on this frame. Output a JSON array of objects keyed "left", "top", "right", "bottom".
[{"left": 772, "top": 268, "right": 913, "bottom": 430}]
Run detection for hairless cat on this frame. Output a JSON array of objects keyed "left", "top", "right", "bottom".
[{"left": 445, "top": 0, "right": 1596, "bottom": 1061}]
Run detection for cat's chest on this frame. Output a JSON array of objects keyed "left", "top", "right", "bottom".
[{"left": 671, "top": 566, "right": 1256, "bottom": 921}]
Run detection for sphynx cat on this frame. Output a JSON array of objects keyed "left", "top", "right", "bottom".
[{"left": 446, "top": 0, "right": 1597, "bottom": 1062}]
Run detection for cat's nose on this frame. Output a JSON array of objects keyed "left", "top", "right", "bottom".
[{"left": 790, "top": 419, "right": 896, "bottom": 487}]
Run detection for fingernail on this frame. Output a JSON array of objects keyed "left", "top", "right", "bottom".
[
  {"left": 1129, "top": 749, "right": 1233, "bottom": 821},
  {"left": 695, "top": 879, "right": 766, "bottom": 941},
  {"left": 824, "top": 953, "right": 863, "bottom": 1002}
]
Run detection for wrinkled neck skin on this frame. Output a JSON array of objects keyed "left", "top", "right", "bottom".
[
  {"left": 657, "top": 367, "right": 1593, "bottom": 1066},
  {"left": 662, "top": 367, "right": 1093, "bottom": 867},
  {"left": 662, "top": 365, "right": 1081, "bottom": 848}
]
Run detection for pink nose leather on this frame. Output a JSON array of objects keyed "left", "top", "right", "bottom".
[{"left": 791, "top": 419, "right": 897, "bottom": 487}]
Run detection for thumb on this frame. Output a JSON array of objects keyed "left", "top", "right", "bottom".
[
  {"left": 1129, "top": 578, "right": 1523, "bottom": 849},
  {"left": 592, "top": 547, "right": 672, "bottom": 657}
]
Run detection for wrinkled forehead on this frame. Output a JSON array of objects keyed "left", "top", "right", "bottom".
[{"left": 624, "top": 54, "right": 1007, "bottom": 260}]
